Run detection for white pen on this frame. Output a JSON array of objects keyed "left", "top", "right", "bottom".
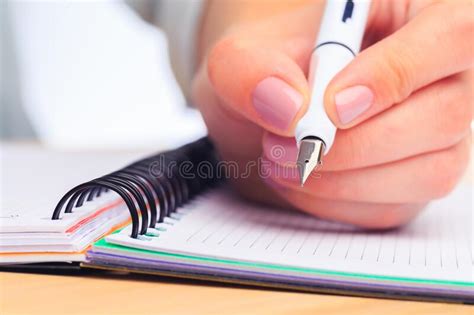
[{"left": 296, "top": 0, "right": 371, "bottom": 185}]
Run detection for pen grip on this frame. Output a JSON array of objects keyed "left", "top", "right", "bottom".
[
  {"left": 295, "top": 0, "right": 371, "bottom": 152},
  {"left": 295, "top": 45, "right": 353, "bottom": 149}
]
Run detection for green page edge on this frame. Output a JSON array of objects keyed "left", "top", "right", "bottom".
[{"left": 92, "top": 237, "right": 473, "bottom": 288}]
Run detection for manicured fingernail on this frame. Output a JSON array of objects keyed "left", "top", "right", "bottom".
[
  {"left": 252, "top": 77, "right": 303, "bottom": 131},
  {"left": 335, "top": 85, "right": 373, "bottom": 125},
  {"left": 263, "top": 133, "right": 298, "bottom": 166},
  {"left": 260, "top": 157, "right": 299, "bottom": 182}
]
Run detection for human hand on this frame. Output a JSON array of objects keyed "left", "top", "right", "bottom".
[{"left": 192, "top": 0, "right": 473, "bottom": 228}]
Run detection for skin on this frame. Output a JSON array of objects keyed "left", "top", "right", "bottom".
[{"left": 191, "top": 0, "right": 473, "bottom": 229}]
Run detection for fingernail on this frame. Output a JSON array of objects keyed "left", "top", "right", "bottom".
[
  {"left": 252, "top": 77, "right": 303, "bottom": 131},
  {"left": 260, "top": 157, "right": 299, "bottom": 182},
  {"left": 335, "top": 85, "right": 373, "bottom": 125},
  {"left": 263, "top": 133, "right": 298, "bottom": 166}
]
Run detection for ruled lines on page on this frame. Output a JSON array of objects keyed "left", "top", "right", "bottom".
[
  {"left": 108, "top": 186, "right": 473, "bottom": 282},
  {"left": 167, "top": 188, "right": 474, "bottom": 272}
]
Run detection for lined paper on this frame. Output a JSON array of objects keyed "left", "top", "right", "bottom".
[{"left": 108, "top": 185, "right": 474, "bottom": 283}]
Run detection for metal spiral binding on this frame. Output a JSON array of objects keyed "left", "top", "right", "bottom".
[{"left": 51, "top": 137, "right": 221, "bottom": 238}]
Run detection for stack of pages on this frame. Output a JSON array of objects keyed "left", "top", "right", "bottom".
[
  {"left": 0, "top": 145, "right": 147, "bottom": 264},
  {"left": 1, "top": 193, "right": 128, "bottom": 263}
]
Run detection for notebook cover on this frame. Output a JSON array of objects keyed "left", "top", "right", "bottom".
[
  {"left": 0, "top": 262, "right": 82, "bottom": 273},
  {"left": 80, "top": 262, "right": 473, "bottom": 304}
]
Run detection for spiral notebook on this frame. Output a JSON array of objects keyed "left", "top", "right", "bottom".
[
  {"left": 1, "top": 138, "right": 473, "bottom": 302},
  {"left": 0, "top": 139, "right": 217, "bottom": 264}
]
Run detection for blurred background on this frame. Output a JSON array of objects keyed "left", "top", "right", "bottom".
[{"left": 1, "top": 0, "right": 206, "bottom": 150}]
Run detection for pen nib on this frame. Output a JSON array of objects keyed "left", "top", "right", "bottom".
[{"left": 297, "top": 138, "right": 325, "bottom": 186}]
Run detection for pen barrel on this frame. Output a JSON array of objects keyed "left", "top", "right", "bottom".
[
  {"left": 316, "top": 0, "right": 371, "bottom": 53},
  {"left": 295, "top": 46, "right": 353, "bottom": 148},
  {"left": 295, "top": 0, "right": 371, "bottom": 152}
]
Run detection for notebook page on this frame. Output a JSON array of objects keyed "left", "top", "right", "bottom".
[
  {"left": 0, "top": 144, "right": 147, "bottom": 232},
  {"left": 107, "top": 184, "right": 473, "bottom": 284}
]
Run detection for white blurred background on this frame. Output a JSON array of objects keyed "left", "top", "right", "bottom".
[{"left": 1, "top": 0, "right": 206, "bottom": 150}]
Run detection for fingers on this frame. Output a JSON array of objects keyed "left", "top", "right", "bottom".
[
  {"left": 324, "top": 1, "right": 474, "bottom": 128},
  {"left": 264, "top": 73, "right": 473, "bottom": 171},
  {"left": 262, "top": 135, "right": 471, "bottom": 203},
  {"left": 207, "top": 36, "right": 310, "bottom": 136},
  {"left": 192, "top": 62, "right": 264, "bottom": 161},
  {"left": 265, "top": 182, "right": 425, "bottom": 229}
]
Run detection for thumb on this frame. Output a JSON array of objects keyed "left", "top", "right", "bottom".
[
  {"left": 323, "top": 35, "right": 417, "bottom": 129},
  {"left": 207, "top": 36, "right": 310, "bottom": 136},
  {"left": 324, "top": 2, "right": 473, "bottom": 129}
]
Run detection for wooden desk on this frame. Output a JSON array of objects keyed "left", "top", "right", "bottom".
[{"left": 0, "top": 271, "right": 472, "bottom": 314}]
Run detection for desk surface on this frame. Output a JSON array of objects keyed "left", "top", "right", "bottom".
[
  {"left": 0, "top": 271, "right": 472, "bottom": 315},
  {"left": 1, "top": 144, "right": 473, "bottom": 315}
]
